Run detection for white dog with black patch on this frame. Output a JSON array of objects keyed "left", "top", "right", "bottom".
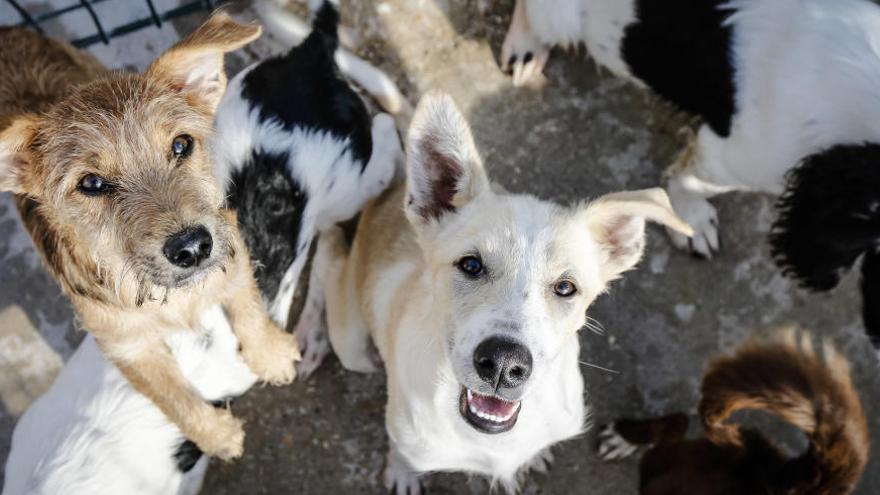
[
  {"left": 502, "top": 0, "right": 880, "bottom": 261},
  {"left": 3, "top": 306, "right": 256, "bottom": 495},
  {"left": 320, "top": 92, "right": 693, "bottom": 493}
]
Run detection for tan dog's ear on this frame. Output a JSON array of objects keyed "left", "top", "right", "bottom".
[
  {"left": 584, "top": 188, "right": 693, "bottom": 280},
  {"left": 0, "top": 116, "right": 40, "bottom": 194},
  {"left": 146, "top": 11, "right": 261, "bottom": 111},
  {"left": 404, "top": 92, "right": 490, "bottom": 225}
]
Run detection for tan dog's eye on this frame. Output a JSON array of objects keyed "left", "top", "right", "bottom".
[
  {"left": 78, "top": 174, "right": 112, "bottom": 196},
  {"left": 553, "top": 279, "right": 577, "bottom": 297},
  {"left": 456, "top": 255, "right": 484, "bottom": 277},
  {"left": 171, "top": 134, "right": 194, "bottom": 159}
]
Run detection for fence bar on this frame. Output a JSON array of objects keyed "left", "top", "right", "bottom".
[
  {"left": 5, "top": 0, "right": 44, "bottom": 33},
  {"left": 144, "top": 0, "right": 162, "bottom": 27},
  {"left": 78, "top": 0, "right": 110, "bottom": 44},
  {"left": 70, "top": 1, "right": 215, "bottom": 48},
  {"left": 27, "top": 0, "right": 111, "bottom": 24}
]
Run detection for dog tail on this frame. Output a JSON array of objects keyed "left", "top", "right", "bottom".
[
  {"left": 308, "top": 0, "right": 340, "bottom": 53},
  {"left": 254, "top": 0, "right": 410, "bottom": 117},
  {"left": 699, "top": 330, "right": 869, "bottom": 494}
]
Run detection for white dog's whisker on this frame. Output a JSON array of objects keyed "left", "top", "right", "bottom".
[{"left": 579, "top": 360, "right": 620, "bottom": 374}]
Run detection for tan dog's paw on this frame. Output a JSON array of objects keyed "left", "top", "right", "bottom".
[
  {"left": 242, "top": 327, "right": 300, "bottom": 386},
  {"left": 196, "top": 408, "right": 245, "bottom": 461}
]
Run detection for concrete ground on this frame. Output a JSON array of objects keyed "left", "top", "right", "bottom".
[{"left": 1, "top": 1, "right": 879, "bottom": 493}]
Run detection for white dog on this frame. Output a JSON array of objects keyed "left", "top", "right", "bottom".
[
  {"left": 502, "top": 0, "right": 880, "bottom": 258},
  {"left": 3, "top": 306, "right": 256, "bottom": 495},
  {"left": 321, "top": 92, "right": 692, "bottom": 493}
]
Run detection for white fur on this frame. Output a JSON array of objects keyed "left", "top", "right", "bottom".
[{"left": 3, "top": 305, "right": 256, "bottom": 495}]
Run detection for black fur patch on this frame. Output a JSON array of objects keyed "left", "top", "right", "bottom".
[
  {"left": 240, "top": 3, "right": 372, "bottom": 167},
  {"left": 228, "top": 152, "right": 308, "bottom": 300},
  {"left": 173, "top": 440, "right": 202, "bottom": 473},
  {"left": 621, "top": 0, "right": 737, "bottom": 137},
  {"left": 861, "top": 251, "right": 880, "bottom": 345},
  {"left": 770, "top": 144, "right": 880, "bottom": 347}
]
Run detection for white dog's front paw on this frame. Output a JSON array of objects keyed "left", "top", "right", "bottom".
[
  {"left": 525, "top": 448, "right": 555, "bottom": 474},
  {"left": 293, "top": 306, "right": 330, "bottom": 379},
  {"left": 383, "top": 452, "right": 425, "bottom": 495},
  {"left": 501, "top": 7, "right": 550, "bottom": 86},
  {"left": 597, "top": 423, "right": 639, "bottom": 461},
  {"left": 667, "top": 183, "right": 719, "bottom": 258}
]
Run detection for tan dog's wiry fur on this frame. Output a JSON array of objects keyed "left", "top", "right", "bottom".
[{"left": 0, "top": 14, "right": 299, "bottom": 460}]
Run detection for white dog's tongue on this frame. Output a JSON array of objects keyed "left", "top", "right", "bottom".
[{"left": 467, "top": 389, "right": 519, "bottom": 421}]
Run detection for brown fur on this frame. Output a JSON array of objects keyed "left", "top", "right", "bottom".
[
  {"left": 0, "top": 13, "right": 300, "bottom": 460},
  {"left": 607, "top": 332, "right": 869, "bottom": 495}
]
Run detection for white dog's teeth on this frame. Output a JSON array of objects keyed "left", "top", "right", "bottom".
[
  {"left": 467, "top": 389, "right": 473, "bottom": 400},
  {"left": 469, "top": 403, "right": 478, "bottom": 414}
]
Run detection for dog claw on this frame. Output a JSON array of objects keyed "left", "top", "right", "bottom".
[
  {"left": 596, "top": 423, "right": 638, "bottom": 461},
  {"left": 384, "top": 451, "right": 423, "bottom": 495},
  {"left": 501, "top": 5, "right": 550, "bottom": 86},
  {"left": 293, "top": 306, "right": 330, "bottom": 379},
  {"left": 667, "top": 184, "right": 721, "bottom": 259},
  {"left": 526, "top": 448, "right": 555, "bottom": 474}
]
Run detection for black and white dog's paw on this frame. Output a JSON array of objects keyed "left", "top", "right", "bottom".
[
  {"left": 596, "top": 423, "right": 639, "bottom": 461},
  {"left": 501, "top": 1, "right": 550, "bottom": 86},
  {"left": 667, "top": 180, "right": 720, "bottom": 259}
]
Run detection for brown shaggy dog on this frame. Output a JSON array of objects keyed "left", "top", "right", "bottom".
[
  {"left": 0, "top": 14, "right": 299, "bottom": 460},
  {"left": 598, "top": 331, "right": 870, "bottom": 495}
]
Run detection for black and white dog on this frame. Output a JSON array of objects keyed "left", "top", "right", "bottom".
[
  {"left": 501, "top": 0, "right": 880, "bottom": 256},
  {"left": 4, "top": 2, "right": 402, "bottom": 493},
  {"left": 214, "top": 0, "right": 402, "bottom": 371}
]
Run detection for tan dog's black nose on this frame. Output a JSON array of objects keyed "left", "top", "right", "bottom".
[
  {"left": 163, "top": 226, "right": 213, "bottom": 268},
  {"left": 474, "top": 337, "right": 533, "bottom": 390}
]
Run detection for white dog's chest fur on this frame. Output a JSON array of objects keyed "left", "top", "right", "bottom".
[{"left": 370, "top": 263, "right": 586, "bottom": 482}]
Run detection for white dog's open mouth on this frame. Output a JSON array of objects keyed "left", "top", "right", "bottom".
[{"left": 459, "top": 387, "right": 521, "bottom": 434}]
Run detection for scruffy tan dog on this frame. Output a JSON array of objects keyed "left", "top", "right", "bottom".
[{"left": 0, "top": 14, "right": 299, "bottom": 460}]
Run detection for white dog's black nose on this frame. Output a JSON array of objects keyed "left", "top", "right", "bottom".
[
  {"left": 163, "top": 226, "right": 213, "bottom": 268},
  {"left": 473, "top": 337, "right": 533, "bottom": 390}
]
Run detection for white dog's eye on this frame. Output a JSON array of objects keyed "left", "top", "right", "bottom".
[
  {"left": 553, "top": 279, "right": 577, "bottom": 297},
  {"left": 456, "top": 255, "right": 484, "bottom": 277}
]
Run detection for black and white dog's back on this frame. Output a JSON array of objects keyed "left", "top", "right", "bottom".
[{"left": 214, "top": 0, "right": 400, "bottom": 335}]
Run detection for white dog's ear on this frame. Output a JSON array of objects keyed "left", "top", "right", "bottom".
[
  {"left": 404, "top": 92, "right": 490, "bottom": 225},
  {"left": 584, "top": 188, "right": 693, "bottom": 280},
  {"left": 0, "top": 116, "right": 40, "bottom": 194},
  {"left": 146, "top": 11, "right": 261, "bottom": 112}
]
